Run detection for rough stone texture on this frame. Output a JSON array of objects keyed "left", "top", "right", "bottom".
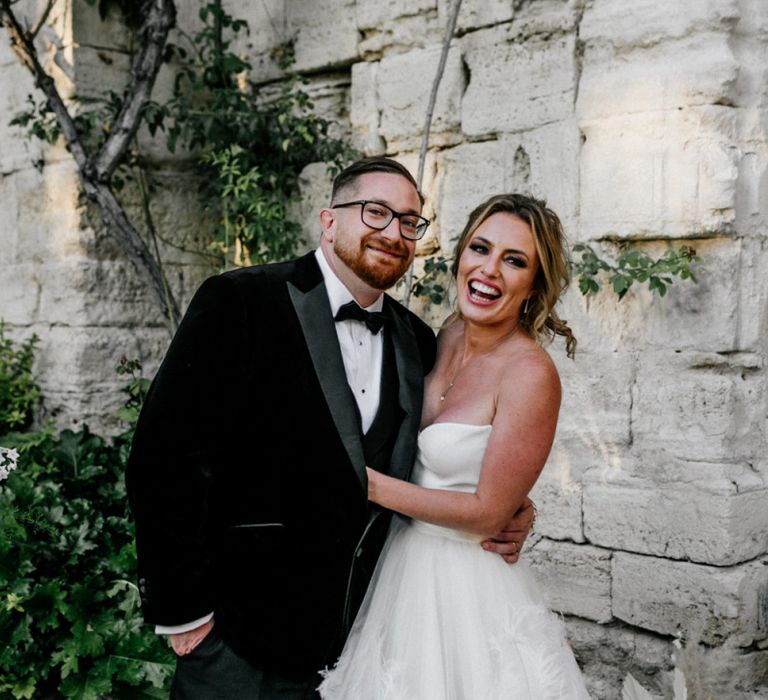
[
  {"left": 363, "top": 42, "right": 465, "bottom": 153},
  {"left": 357, "top": 1, "right": 442, "bottom": 59},
  {"left": 527, "top": 539, "right": 613, "bottom": 623},
  {"left": 431, "top": 122, "right": 582, "bottom": 254},
  {"left": 461, "top": 27, "right": 577, "bottom": 136},
  {"left": 3, "top": 0, "right": 768, "bottom": 695},
  {"left": 580, "top": 109, "right": 739, "bottom": 240},
  {"left": 584, "top": 479, "right": 768, "bottom": 566},
  {"left": 612, "top": 552, "right": 768, "bottom": 646},
  {"left": 288, "top": 0, "right": 359, "bottom": 72},
  {"left": 567, "top": 618, "right": 675, "bottom": 700}
]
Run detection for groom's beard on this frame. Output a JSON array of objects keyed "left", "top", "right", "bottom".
[{"left": 333, "top": 233, "right": 413, "bottom": 290}]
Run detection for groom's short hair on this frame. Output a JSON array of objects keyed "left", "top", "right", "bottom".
[{"left": 331, "top": 157, "right": 425, "bottom": 207}]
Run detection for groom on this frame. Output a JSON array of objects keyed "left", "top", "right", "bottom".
[{"left": 126, "top": 157, "right": 533, "bottom": 699}]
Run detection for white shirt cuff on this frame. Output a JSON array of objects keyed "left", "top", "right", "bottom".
[{"left": 155, "top": 612, "right": 214, "bottom": 635}]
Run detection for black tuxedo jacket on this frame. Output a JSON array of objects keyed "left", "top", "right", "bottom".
[{"left": 125, "top": 252, "right": 437, "bottom": 677}]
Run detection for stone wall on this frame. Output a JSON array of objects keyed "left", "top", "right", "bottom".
[
  {"left": 1, "top": 0, "right": 767, "bottom": 697},
  {"left": 0, "top": 0, "right": 209, "bottom": 430}
]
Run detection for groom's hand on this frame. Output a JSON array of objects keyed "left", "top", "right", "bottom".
[
  {"left": 170, "top": 619, "right": 215, "bottom": 656},
  {"left": 480, "top": 497, "right": 536, "bottom": 564}
]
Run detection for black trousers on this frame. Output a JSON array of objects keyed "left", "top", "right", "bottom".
[{"left": 171, "top": 630, "right": 321, "bottom": 700}]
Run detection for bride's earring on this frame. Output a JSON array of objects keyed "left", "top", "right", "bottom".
[{"left": 523, "top": 297, "right": 530, "bottom": 315}]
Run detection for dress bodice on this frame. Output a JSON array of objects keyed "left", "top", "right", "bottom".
[
  {"left": 412, "top": 422, "right": 492, "bottom": 493},
  {"left": 409, "top": 423, "right": 492, "bottom": 544}
]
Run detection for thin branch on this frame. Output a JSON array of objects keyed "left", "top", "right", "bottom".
[
  {"left": 29, "top": 0, "right": 56, "bottom": 40},
  {"left": 1, "top": 0, "right": 90, "bottom": 170},
  {"left": 90, "top": 0, "right": 176, "bottom": 181},
  {"left": 135, "top": 157, "right": 178, "bottom": 335},
  {"left": 403, "top": 0, "right": 463, "bottom": 309}
]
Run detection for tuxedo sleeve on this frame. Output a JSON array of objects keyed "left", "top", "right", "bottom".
[{"left": 126, "top": 274, "right": 247, "bottom": 626}]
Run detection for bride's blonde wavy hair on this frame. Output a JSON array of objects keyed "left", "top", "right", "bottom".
[{"left": 450, "top": 193, "right": 577, "bottom": 359}]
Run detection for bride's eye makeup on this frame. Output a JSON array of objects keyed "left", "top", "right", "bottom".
[
  {"left": 468, "top": 242, "right": 489, "bottom": 254},
  {"left": 504, "top": 255, "right": 527, "bottom": 268}
]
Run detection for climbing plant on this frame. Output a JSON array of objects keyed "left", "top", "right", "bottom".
[{"left": 3, "top": 0, "right": 352, "bottom": 324}]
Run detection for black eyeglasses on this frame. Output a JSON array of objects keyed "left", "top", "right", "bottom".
[{"left": 332, "top": 200, "right": 430, "bottom": 241}]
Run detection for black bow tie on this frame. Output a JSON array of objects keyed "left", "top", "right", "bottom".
[{"left": 334, "top": 301, "right": 387, "bottom": 335}]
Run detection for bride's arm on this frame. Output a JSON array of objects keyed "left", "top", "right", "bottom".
[{"left": 368, "top": 353, "right": 561, "bottom": 536}]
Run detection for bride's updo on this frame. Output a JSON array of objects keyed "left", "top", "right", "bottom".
[{"left": 451, "top": 193, "right": 577, "bottom": 359}]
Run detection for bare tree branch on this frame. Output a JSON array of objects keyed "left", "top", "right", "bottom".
[
  {"left": 30, "top": 0, "right": 55, "bottom": 40},
  {"left": 90, "top": 0, "right": 176, "bottom": 182},
  {"left": 1, "top": 0, "right": 180, "bottom": 327},
  {"left": 403, "top": 0, "right": 463, "bottom": 309},
  {"left": 1, "top": 0, "right": 90, "bottom": 170}
]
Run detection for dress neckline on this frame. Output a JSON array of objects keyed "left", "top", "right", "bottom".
[{"left": 419, "top": 421, "right": 492, "bottom": 435}]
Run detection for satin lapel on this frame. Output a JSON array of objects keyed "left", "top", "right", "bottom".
[
  {"left": 288, "top": 279, "right": 367, "bottom": 493},
  {"left": 385, "top": 300, "right": 424, "bottom": 482}
]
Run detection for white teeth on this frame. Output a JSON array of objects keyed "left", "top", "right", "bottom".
[{"left": 469, "top": 281, "right": 500, "bottom": 297}]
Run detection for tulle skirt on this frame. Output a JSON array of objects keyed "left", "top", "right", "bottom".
[{"left": 319, "top": 516, "right": 591, "bottom": 699}]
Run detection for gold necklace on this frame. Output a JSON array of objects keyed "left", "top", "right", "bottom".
[{"left": 439, "top": 326, "right": 519, "bottom": 402}]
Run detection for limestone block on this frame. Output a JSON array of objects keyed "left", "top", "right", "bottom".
[
  {"left": 234, "top": 0, "right": 288, "bottom": 83},
  {"left": 174, "top": 0, "right": 288, "bottom": 85},
  {"left": 735, "top": 145, "right": 768, "bottom": 234},
  {"left": 0, "top": 62, "right": 46, "bottom": 175},
  {"left": 350, "top": 61, "right": 386, "bottom": 154},
  {"left": 141, "top": 172, "right": 212, "bottom": 265},
  {"left": 450, "top": 0, "right": 515, "bottom": 32},
  {"left": 554, "top": 350, "right": 632, "bottom": 449},
  {"left": 288, "top": 0, "right": 359, "bottom": 72},
  {"left": 71, "top": 0, "right": 131, "bottom": 51},
  {"left": 356, "top": 0, "right": 435, "bottom": 30},
  {"left": 580, "top": 108, "right": 739, "bottom": 240},
  {"left": 562, "top": 237, "right": 743, "bottom": 354},
  {"left": 732, "top": 236, "right": 768, "bottom": 355},
  {"left": 0, "top": 162, "right": 85, "bottom": 265},
  {"left": 674, "top": 640, "right": 768, "bottom": 699},
  {"left": 499, "top": 121, "right": 582, "bottom": 235},
  {"left": 357, "top": 12, "right": 444, "bottom": 61},
  {"left": 0, "top": 263, "right": 42, "bottom": 324},
  {"left": 527, "top": 539, "right": 612, "bottom": 622},
  {"left": 461, "top": 26, "right": 576, "bottom": 136},
  {"left": 584, "top": 479, "right": 768, "bottom": 566},
  {"left": 301, "top": 73, "right": 352, "bottom": 142},
  {"left": 293, "top": 161, "right": 336, "bottom": 251},
  {"left": 578, "top": 33, "right": 739, "bottom": 121},
  {"left": 528, "top": 467, "right": 584, "bottom": 542},
  {"left": 35, "top": 324, "right": 170, "bottom": 433},
  {"left": 580, "top": 0, "right": 739, "bottom": 48},
  {"left": 612, "top": 552, "right": 768, "bottom": 646},
  {"left": 34, "top": 260, "right": 165, "bottom": 327},
  {"left": 433, "top": 141, "right": 507, "bottom": 253},
  {"left": 566, "top": 617, "right": 675, "bottom": 699},
  {"left": 433, "top": 126, "right": 580, "bottom": 255},
  {"left": 450, "top": 0, "right": 580, "bottom": 42},
  {"left": 70, "top": 46, "right": 131, "bottom": 100},
  {"left": 632, "top": 351, "right": 764, "bottom": 463},
  {"left": 376, "top": 43, "right": 465, "bottom": 152}
]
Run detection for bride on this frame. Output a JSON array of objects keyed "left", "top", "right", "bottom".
[{"left": 319, "top": 193, "right": 591, "bottom": 699}]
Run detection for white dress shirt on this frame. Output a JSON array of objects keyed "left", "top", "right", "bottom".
[
  {"left": 314, "top": 248, "right": 384, "bottom": 433},
  {"left": 156, "top": 249, "right": 385, "bottom": 636}
]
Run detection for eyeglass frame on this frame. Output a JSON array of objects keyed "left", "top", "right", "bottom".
[{"left": 331, "top": 200, "right": 430, "bottom": 241}]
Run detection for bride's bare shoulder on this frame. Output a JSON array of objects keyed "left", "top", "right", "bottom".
[{"left": 503, "top": 342, "right": 560, "bottom": 393}]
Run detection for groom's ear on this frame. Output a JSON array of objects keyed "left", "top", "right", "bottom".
[{"left": 319, "top": 208, "right": 336, "bottom": 242}]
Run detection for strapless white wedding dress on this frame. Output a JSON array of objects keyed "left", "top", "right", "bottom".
[{"left": 319, "top": 422, "right": 591, "bottom": 699}]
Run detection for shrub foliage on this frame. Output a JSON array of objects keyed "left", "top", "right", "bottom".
[{"left": 0, "top": 351, "right": 172, "bottom": 699}]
